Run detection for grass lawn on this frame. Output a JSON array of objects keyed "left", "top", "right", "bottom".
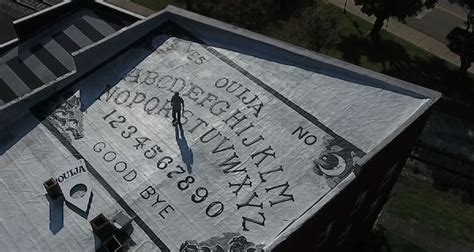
[
  {"left": 385, "top": 175, "right": 474, "bottom": 245},
  {"left": 371, "top": 224, "right": 426, "bottom": 252}
]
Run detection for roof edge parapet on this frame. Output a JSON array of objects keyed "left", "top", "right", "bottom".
[{"left": 161, "top": 6, "right": 440, "bottom": 102}]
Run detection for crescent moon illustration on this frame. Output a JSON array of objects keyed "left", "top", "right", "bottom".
[{"left": 319, "top": 154, "right": 346, "bottom": 177}]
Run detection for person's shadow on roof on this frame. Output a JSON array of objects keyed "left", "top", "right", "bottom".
[{"left": 175, "top": 124, "right": 193, "bottom": 173}]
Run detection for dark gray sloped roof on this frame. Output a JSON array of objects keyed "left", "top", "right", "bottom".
[
  {"left": 0, "top": 0, "right": 63, "bottom": 20},
  {"left": 0, "top": 6, "right": 136, "bottom": 107}
]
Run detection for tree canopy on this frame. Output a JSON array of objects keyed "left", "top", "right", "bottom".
[
  {"left": 187, "top": 0, "right": 315, "bottom": 31},
  {"left": 355, "top": 0, "right": 437, "bottom": 20},
  {"left": 354, "top": 0, "right": 438, "bottom": 38},
  {"left": 287, "top": 2, "right": 339, "bottom": 52},
  {"left": 191, "top": 0, "right": 274, "bottom": 31}
]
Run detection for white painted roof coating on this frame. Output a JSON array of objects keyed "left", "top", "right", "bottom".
[
  {"left": 214, "top": 48, "right": 428, "bottom": 153},
  {"left": 0, "top": 11, "right": 438, "bottom": 251}
]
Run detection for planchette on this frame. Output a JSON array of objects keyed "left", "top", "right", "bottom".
[{"left": 56, "top": 159, "right": 92, "bottom": 213}]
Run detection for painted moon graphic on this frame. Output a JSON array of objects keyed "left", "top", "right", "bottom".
[{"left": 319, "top": 154, "right": 346, "bottom": 177}]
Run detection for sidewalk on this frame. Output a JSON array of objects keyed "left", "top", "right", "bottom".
[{"left": 326, "top": 0, "right": 474, "bottom": 73}]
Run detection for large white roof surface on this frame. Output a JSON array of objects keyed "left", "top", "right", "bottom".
[{"left": 0, "top": 7, "right": 439, "bottom": 251}]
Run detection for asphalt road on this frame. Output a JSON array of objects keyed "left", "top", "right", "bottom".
[{"left": 404, "top": 0, "right": 470, "bottom": 44}]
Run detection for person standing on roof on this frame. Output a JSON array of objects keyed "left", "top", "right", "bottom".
[{"left": 171, "top": 92, "right": 184, "bottom": 126}]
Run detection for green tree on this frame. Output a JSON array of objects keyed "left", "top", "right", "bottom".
[
  {"left": 458, "top": 37, "right": 474, "bottom": 75},
  {"left": 287, "top": 2, "right": 339, "bottom": 52},
  {"left": 273, "top": 0, "right": 313, "bottom": 19},
  {"left": 193, "top": 0, "right": 275, "bottom": 32},
  {"left": 354, "top": 0, "right": 438, "bottom": 39},
  {"left": 184, "top": 0, "right": 193, "bottom": 11},
  {"left": 446, "top": 1, "right": 474, "bottom": 74}
]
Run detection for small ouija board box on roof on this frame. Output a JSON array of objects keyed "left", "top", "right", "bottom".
[
  {"left": 0, "top": 4, "right": 439, "bottom": 251},
  {"left": 55, "top": 159, "right": 92, "bottom": 212}
]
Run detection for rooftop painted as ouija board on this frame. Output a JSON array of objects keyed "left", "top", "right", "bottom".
[{"left": 0, "top": 6, "right": 439, "bottom": 252}]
